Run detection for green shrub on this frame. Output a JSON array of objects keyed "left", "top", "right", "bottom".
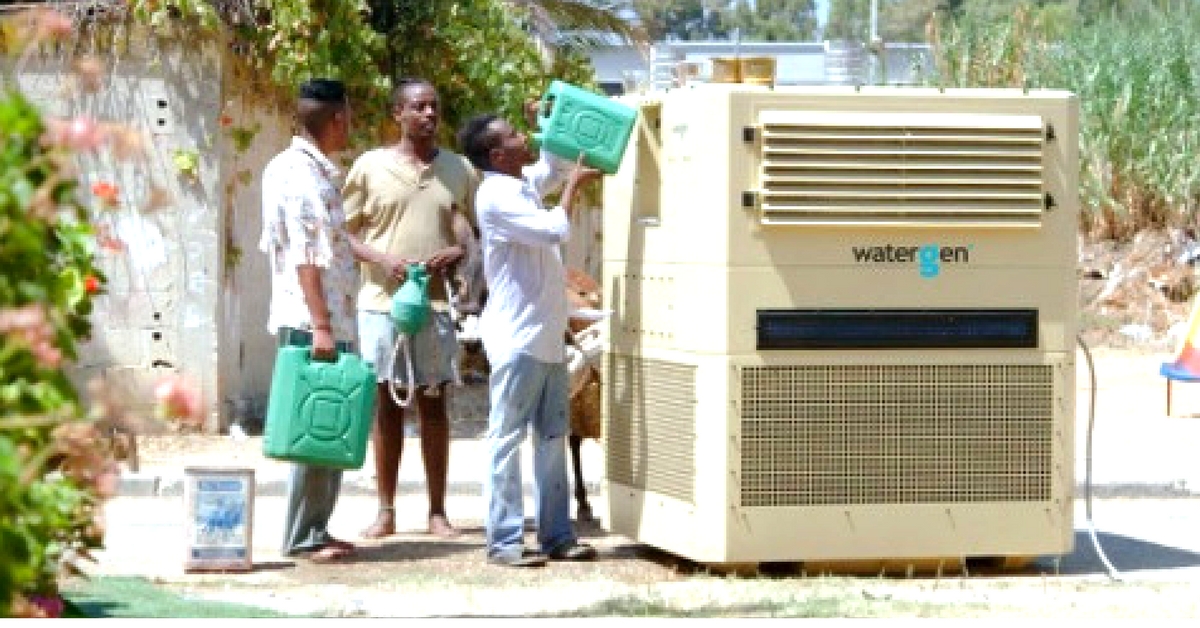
[
  {"left": 930, "top": 1, "right": 1200, "bottom": 238},
  {"left": 0, "top": 88, "right": 107, "bottom": 617}
]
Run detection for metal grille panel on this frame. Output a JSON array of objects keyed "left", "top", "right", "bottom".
[
  {"left": 757, "top": 111, "right": 1046, "bottom": 227},
  {"left": 740, "top": 364, "right": 1054, "bottom": 506},
  {"left": 605, "top": 355, "right": 696, "bottom": 504}
]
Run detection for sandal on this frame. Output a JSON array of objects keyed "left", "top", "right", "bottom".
[
  {"left": 308, "top": 544, "right": 355, "bottom": 563},
  {"left": 325, "top": 537, "right": 356, "bottom": 551}
]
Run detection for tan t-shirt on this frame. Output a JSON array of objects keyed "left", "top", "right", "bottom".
[{"left": 343, "top": 147, "right": 480, "bottom": 311}]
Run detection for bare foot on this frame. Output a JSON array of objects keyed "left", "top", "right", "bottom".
[
  {"left": 428, "top": 514, "right": 459, "bottom": 538},
  {"left": 360, "top": 510, "right": 396, "bottom": 539}
]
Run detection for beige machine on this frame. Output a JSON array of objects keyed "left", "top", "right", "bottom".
[{"left": 601, "top": 84, "right": 1078, "bottom": 565}]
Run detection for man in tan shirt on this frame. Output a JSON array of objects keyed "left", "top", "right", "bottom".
[{"left": 344, "top": 78, "right": 479, "bottom": 538}]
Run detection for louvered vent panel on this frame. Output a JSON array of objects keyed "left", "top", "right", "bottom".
[
  {"left": 605, "top": 355, "right": 696, "bottom": 504},
  {"left": 757, "top": 111, "right": 1046, "bottom": 227},
  {"left": 740, "top": 364, "right": 1054, "bottom": 507}
]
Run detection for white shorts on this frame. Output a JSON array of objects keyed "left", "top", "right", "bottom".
[{"left": 357, "top": 310, "right": 458, "bottom": 386}]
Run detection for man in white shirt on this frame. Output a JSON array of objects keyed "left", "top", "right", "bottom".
[
  {"left": 259, "top": 78, "right": 359, "bottom": 563},
  {"left": 457, "top": 110, "right": 601, "bottom": 567}
]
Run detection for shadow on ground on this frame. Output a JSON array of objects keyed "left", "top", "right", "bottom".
[
  {"left": 596, "top": 529, "right": 1200, "bottom": 581},
  {"left": 1044, "top": 530, "right": 1200, "bottom": 576}
]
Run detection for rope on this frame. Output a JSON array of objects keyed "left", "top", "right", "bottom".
[{"left": 386, "top": 332, "right": 417, "bottom": 408}]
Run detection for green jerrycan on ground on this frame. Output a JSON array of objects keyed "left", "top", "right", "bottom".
[
  {"left": 533, "top": 80, "right": 637, "bottom": 175},
  {"left": 263, "top": 346, "right": 376, "bottom": 469},
  {"left": 391, "top": 263, "right": 430, "bottom": 335}
]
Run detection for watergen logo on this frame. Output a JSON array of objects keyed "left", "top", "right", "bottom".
[{"left": 851, "top": 244, "right": 973, "bottom": 278}]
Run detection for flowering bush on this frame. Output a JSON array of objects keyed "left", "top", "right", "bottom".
[
  {"left": 0, "top": 8, "right": 144, "bottom": 618},
  {"left": 0, "top": 86, "right": 101, "bottom": 619}
]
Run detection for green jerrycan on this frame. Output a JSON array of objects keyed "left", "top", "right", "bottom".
[
  {"left": 533, "top": 80, "right": 637, "bottom": 175},
  {"left": 391, "top": 263, "right": 430, "bottom": 335},
  {"left": 263, "top": 347, "right": 377, "bottom": 469}
]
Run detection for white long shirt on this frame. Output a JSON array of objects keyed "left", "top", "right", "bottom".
[{"left": 475, "top": 153, "right": 570, "bottom": 366}]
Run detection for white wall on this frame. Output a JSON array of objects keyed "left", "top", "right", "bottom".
[
  {"left": 17, "top": 33, "right": 226, "bottom": 431},
  {"left": 216, "top": 100, "right": 292, "bottom": 431}
]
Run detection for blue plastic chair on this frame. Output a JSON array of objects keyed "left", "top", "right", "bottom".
[{"left": 1160, "top": 297, "right": 1200, "bottom": 416}]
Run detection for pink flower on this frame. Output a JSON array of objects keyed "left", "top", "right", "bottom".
[
  {"left": 0, "top": 304, "right": 61, "bottom": 370},
  {"left": 26, "top": 594, "right": 64, "bottom": 618},
  {"left": 95, "top": 462, "right": 121, "bottom": 498},
  {"left": 154, "top": 375, "right": 205, "bottom": 426},
  {"left": 95, "top": 225, "right": 126, "bottom": 253},
  {"left": 43, "top": 116, "right": 107, "bottom": 152},
  {"left": 32, "top": 8, "right": 73, "bottom": 42}
]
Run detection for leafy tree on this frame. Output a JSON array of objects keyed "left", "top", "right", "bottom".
[
  {"left": 503, "top": 0, "right": 647, "bottom": 49},
  {"left": 825, "top": 0, "right": 870, "bottom": 40},
  {"left": 132, "top": 0, "right": 638, "bottom": 148},
  {"left": 726, "top": 0, "right": 820, "bottom": 42},
  {"left": 631, "top": 0, "right": 732, "bottom": 41},
  {"left": 878, "top": 0, "right": 941, "bottom": 43}
]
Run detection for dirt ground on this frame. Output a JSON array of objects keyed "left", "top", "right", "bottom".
[
  {"left": 1078, "top": 229, "right": 1200, "bottom": 350},
  {"left": 90, "top": 489, "right": 1200, "bottom": 618}
]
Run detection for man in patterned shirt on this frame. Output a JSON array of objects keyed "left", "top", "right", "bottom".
[{"left": 259, "top": 78, "right": 359, "bottom": 563}]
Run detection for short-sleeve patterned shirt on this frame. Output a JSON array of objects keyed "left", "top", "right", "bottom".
[{"left": 259, "top": 136, "right": 359, "bottom": 344}]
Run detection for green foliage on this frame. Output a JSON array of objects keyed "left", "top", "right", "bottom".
[
  {"left": 379, "top": 0, "right": 577, "bottom": 142},
  {"left": 725, "top": 0, "right": 820, "bottom": 42},
  {"left": 876, "top": 0, "right": 940, "bottom": 43},
  {"left": 825, "top": 0, "right": 871, "bottom": 40},
  {"left": 171, "top": 148, "right": 199, "bottom": 181},
  {"left": 633, "top": 0, "right": 819, "bottom": 42},
  {"left": 632, "top": 0, "right": 733, "bottom": 41},
  {"left": 63, "top": 576, "right": 302, "bottom": 618},
  {"left": 129, "top": 0, "right": 602, "bottom": 149},
  {"left": 930, "top": 0, "right": 1200, "bottom": 237},
  {"left": 131, "top": 0, "right": 388, "bottom": 139},
  {"left": 0, "top": 89, "right": 104, "bottom": 616},
  {"left": 229, "top": 124, "right": 260, "bottom": 154}
]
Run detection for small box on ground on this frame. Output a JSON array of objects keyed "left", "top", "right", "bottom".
[{"left": 183, "top": 467, "right": 254, "bottom": 573}]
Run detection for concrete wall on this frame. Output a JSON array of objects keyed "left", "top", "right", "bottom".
[
  {"left": 14, "top": 32, "right": 295, "bottom": 433},
  {"left": 14, "top": 32, "right": 610, "bottom": 433},
  {"left": 216, "top": 101, "right": 291, "bottom": 431},
  {"left": 17, "top": 35, "right": 226, "bottom": 431}
]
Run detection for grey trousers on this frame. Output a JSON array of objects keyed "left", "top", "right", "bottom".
[
  {"left": 281, "top": 463, "right": 343, "bottom": 555},
  {"left": 276, "top": 327, "right": 353, "bottom": 556}
]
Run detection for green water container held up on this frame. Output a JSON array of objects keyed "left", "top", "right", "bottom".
[
  {"left": 263, "top": 347, "right": 376, "bottom": 469},
  {"left": 533, "top": 80, "right": 637, "bottom": 175}
]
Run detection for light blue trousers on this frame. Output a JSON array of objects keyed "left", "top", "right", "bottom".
[{"left": 484, "top": 353, "right": 576, "bottom": 559}]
